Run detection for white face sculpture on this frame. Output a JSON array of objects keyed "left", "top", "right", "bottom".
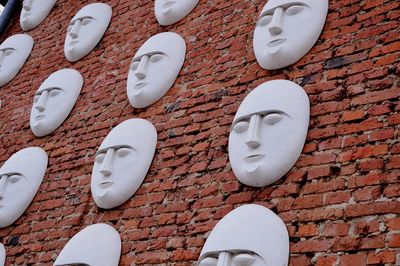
[
  {"left": 0, "top": 147, "right": 48, "bottom": 228},
  {"left": 127, "top": 32, "right": 186, "bottom": 108},
  {"left": 199, "top": 204, "right": 289, "bottom": 266},
  {"left": 0, "top": 243, "right": 5, "bottom": 266},
  {"left": 0, "top": 34, "right": 34, "bottom": 87},
  {"left": 64, "top": 3, "right": 112, "bottom": 62},
  {"left": 20, "top": 0, "right": 57, "bottom": 31},
  {"left": 30, "top": 69, "right": 83, "bottom": 137},
  {"left": 155, "top": 0, "right": 199, "bottom": 26},
  {"left": 54, "top": 223, "right": 121, "bottom": 266},
  {"left": 228, "top": 80, "right": 309, "bottom": 187},
  {"left": 91, "top": 119, "right": 157, "bottom": 209},
  {"left": 253, "top": 0, "right": 328, "bottom": 70}
]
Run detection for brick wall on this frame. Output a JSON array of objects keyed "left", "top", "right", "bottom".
[{"left": 0, "top": 0, "right": 399, "bottom": 265}]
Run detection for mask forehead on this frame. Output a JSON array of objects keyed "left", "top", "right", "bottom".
[
  {"left": 0, "top": 34, "right": 33, "bottom": 52},
  {"left": 234, "top": 80, "right": 309, "bottom": 123},
  {"left": 54, "top": 223, "right": 121, "bottom": 266},
  {"left": 71, "top": 3, "right": 111, "bottom": 22},
  {"left": 36, "top": 69, "right": 83, "bottom": 94},
  {"left": 261, "top": 0, "right": 327, "bottom": 14},
  {"left": 0, "top": 147, "right": 48, "bottom": 180},
  {"left": 134, "top": 32, "right": 186, "bottom": 61},
  {"left": 99, "top": 119, "right": 157, "bottom": 151},
  {"left": 200, "top": 204, "right": 289, "bottom": 264}
]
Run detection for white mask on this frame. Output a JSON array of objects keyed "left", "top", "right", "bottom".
[
  {"left": 91, "top": 119, "right": 157, "bottom": 209},
  {"left": 127, "top": 32, "right": 186, "bottom": 108},
  {"left": 155, "top": 0, "right": 199, "bottom": 26},
  {"left": 54, "top": 223, "right": 121, "bottom": 266},
  {"left": 253, "top": 0, "right": 328, "bottom": 70},
  {"left": 20, "top": 0, "right": 57, "bottom": 31},
  {"left": 0, "top": 243, "right": 5, "bottom": 266},
  {"left": 64, "top": 3, "right": 112, "bottom": 62},
  {"left": 199, "top": 204, "right": 289, "bottom": 266},
  {"left": 228, "top": 80, "right": 309, "bottom": 187},
  {"left": 0, "top": 147, "right": 48, "bottom": 228},
  {"left": 30, "top": 69, "right": 83, "bottom": 137},
  {"left": 0, "top": 34, "right": 34, "bottom": 87}
]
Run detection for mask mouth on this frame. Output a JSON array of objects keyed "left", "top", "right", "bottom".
[
  {"left": 35, "top": 115, "right": 46, "bottom": 121},
  {"left": 244, "top": 154, "right": 265, "bottom": 163},
  {"left": 22, "top": 12, "right": 31, "bottom": 19},
  {"left": 99, "top": 181, "right": 113, "bottom": 189},
  {"left": 135, "top": 82, "right": 147, "bottom": 90},
  {"left": 68, "top": 41, "right": 79, "bottom": 49},
  {"left": 267, "top": 38, "right": 286, "bottom": 47},
  {"left": 163, "top": 1, "right": 175, "bottom": 8}
]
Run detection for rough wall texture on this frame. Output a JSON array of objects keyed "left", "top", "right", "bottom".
[{"left": 0, "top": 0, "right": 399, "bottom": 265}]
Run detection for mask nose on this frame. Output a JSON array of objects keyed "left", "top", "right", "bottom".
[
  {"left": 217, "top": 252, "right": 232, "bottom": 266},
  {"left": 100, "top": 149, "right": 116, "bottom": 177},
  {"left": 0, "top": 50, "right": 5, "bottom": 68},
  {"left": 69, "top": 20, "right": 82, "bottom": 39},
  {"left": 23, "top": 0, "right": 33, "bottom": 11},
  {"left": 0, "top": 175, "right": 8, "bottom": 201},
  {"left": 34, "top": 90, "right": 49, "bottom": 112},
  {"left": 245, "top": 114, "right": 262, "bottom": 148},
  {"left": 269, "top": 7, "right": 284, "bottom": 35},
  {"left": 135, "top": 55, "right": 150, "bottom": 79}
]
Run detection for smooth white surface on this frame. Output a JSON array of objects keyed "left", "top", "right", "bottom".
[
  {"left": 253, "top": 0, "right": 328, "bottom": 70},
  {"left": 228, "top": 80, "right": 309, "bottom": 187},
  {"left": 54, "top": 223, "right": 121, "bottom": 266},
  {"left": 91, "top": 118, "right": 157, "bottom": 209},
  {"left": 64, "top": 3, "right": 112, "bottom": 62},
  {"left": 127, "top": 32, "right": 186, "bottom": 108},
  {"left": 0, "top": 243, "right": 4, "bottom": 266},
  {"left": 155, "top": 0, "right": 199, "bottom": 25},
  {"left": 199, "top": 204, "right": 289, "bottom": 266},
  {"left": 0, "top": 34, "right": 34, "bottom": 87},
  {"left": 0, "top": 147, "right": 48, "bottom": 228},
  {"left": 30, "top": 69, "right": 83, "bottom": 137},
  {"left": 20, "top": 0, "right": 57, "bottom": 31}
]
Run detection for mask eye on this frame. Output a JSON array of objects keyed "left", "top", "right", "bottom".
[
  {"left": 49, "top": 89, "right": 61, "bottom": 97},
  {"left": 116, "top": 147, "right": 131, "bottom": 157},
  {"left": 233, "top": 121, "right": 249, "bottom": 133},
  {"left": 95, "top": 153, "right": 106, "bottom": 163},
  {"left": 130, "top": 61, "right": 140, "bottom": 70},
  {"left": 258, "top": 15, "right": 272, "bottom": 26},
  {"left": 263, "top": 113, "right": 283, "bottom": 125},
  {"left": 232, "top": 254, "right": 256, "bottom": 266},
  {"left": 286, "top": 5, "right": 304, "bottom": 16},
  {"left": 81, "top": 18, "right": 93, "bottom": 25},
  {"left": 9, "top": 174, "right": 22, "bottom": 184},
  {"left": 199, "top": 257, "right": 218, "bottom": 266},
  {"left": 67, "top": 24, "right": 74, "bottom": 32},
  {"left": 150, "top": 53, "right": 164, "bottom": 63},
  {"left": 34, "top": 94, "right": 41, "bottom": 103},
  {"left": 4, "top": 49, "right": 14, "bottom": 56}
]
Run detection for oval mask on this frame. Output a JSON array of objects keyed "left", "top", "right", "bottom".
[
  {"left": 0, "top": 34, "right": 34, "bottom": 87},
  {"left": 0, "top": 147, "right": 48, "bottom": 228},
  {"left": 91, "top": 118, "right": 157, "bottom": 209},
  {"left": 54, "top": 223, "right": 121, "bottom": 266},
  {"left": 253, "top": 0, "right": 328, "bottom": 70},
  {"left": 64, "top": 3, "right": 112, "bottom": 62},
  {"left": 20, "top": 0, "right": 57, "bottom": 31},
  {"left": 228, "top": 80, "right": 309, "bottom": 187},
  {"left": 30, "top": 69, "right": 83, "bottom": 137},
  {"left": 127, "top": 32, "right": 186, "bottom": 108},
  {"left": 155, "top": 0, "right": 199, "bottom": 25},
  {"left": 199, "top": 204, "right": 289, "bottom": 266}
]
